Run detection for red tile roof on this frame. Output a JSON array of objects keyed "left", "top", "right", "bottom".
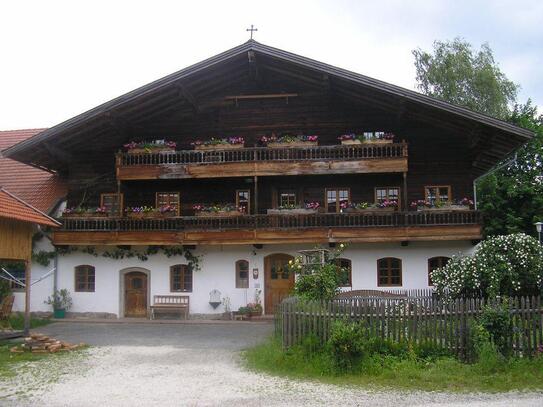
[
  {"left": 0, "top": 129, "right": 66, "bottom": 213},
  {"left": 0, "top": 187, "right": 60, "bottom": 227}
]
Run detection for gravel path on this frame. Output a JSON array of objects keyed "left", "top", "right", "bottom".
[{"left": 2, "top": 322, "right": 542, "bottom": 407}]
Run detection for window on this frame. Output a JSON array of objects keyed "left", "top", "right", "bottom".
[
  {"left": 377, "top": 257, "right": 402, "bottom": 287},
  {"left": 75, "top": 265, "right": 95, "bottom": 292},
  {"left": 101, "top": 193, "right": 124, "bottom": 216},
  {"left": 424, "top": 186, "right": 451, "bottom": 205},
  {"left": 236, "top": 190, "right": 251, "bottom": 214},
  {"left": 335, "top": 258, "right": 352, "bottom": 287},
  {"left": 325, "top": 188, "right": 350, "bottom": 213},
  {"left": 279, "top": 191, "right": 297, "bottom": 207},
  {"left": 428, "top": 256, "right": 450, "bottom": 286},
  {"left": 0, "top": 262, "right": 26, "bottom": 291},
  {"left": 375, "top": 187, "right": 400, "bottom": 204},
  {"left": 156, "top": 192, "right": 180, "bottom": 215},
  {"left": 235, "top": 260, "right": 249, "bottom": 288},
  {"left": 170, "top": 265, "right": 192, "bottom": 292}
]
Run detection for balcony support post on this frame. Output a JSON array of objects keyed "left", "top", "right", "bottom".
[
  {"left": 402, "top": 172, "right": 408, "bottom": 211},
  {"left": 254, "top": 175, "right": 259, "bottom": 215}
]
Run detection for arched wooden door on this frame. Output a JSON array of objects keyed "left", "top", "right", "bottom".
[
  {"left": 124, "top": 271, "right": 148, "bottom": 317},
  {"left": 264, "top": 253, "right": 294, "bottom": 314}
]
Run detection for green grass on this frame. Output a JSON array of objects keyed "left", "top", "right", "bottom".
[
  {"left": 0, "top": 342, "right": 52, "bottom": 378},
  {"left": 6, "top": 314, "right": 52, "bottom": 331},
  {"left": 244, "top": 337, "right": 543, "bottom": 392}
]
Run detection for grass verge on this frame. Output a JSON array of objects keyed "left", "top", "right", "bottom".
[
  {"left": 6, "top": 314, "right": 52, "bottom": 331},
  {"left": 244, "top": 337, "right": 543, "bottom": 393}
]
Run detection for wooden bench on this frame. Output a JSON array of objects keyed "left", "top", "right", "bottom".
[{"left": 149, "top": 295, "right": 189, "bottom": 320}]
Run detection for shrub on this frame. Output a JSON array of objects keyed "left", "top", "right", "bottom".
[
  {"left": 477, "top": 301, "right": 512, "bottom": 358},
  {"left": 431, "top": 233, "right": 543, "bottom": 297},
  {"left": 327, "top": 320, "right": 365, "bottom": 371},
  {"left": 293, "top": 263, "right": 340, "bottom": 301}
]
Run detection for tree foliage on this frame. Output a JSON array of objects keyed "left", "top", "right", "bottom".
[
  {"left": 478, "top": 100, "right": 543, "bottom": 237},
  {"left": 431, "top": 233, "right": 543, "bottom": 298},
  {"left": 413, "top": 38, "right": 542, "bottom": 237},
  {"left": 413, "top": 38, "right": 518, "bottom": 119}
]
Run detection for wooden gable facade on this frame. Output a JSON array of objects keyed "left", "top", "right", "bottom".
[{"left": 2, "top": 41, "right": 532, "bottom": 246}]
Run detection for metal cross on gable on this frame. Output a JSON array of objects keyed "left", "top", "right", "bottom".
[{"left": 246, "top": 25, "right": 258, "bottom": 40}]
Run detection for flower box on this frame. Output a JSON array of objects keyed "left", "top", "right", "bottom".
[
  {"left": 340, "top": 139, "right": 393, "bottom": 145},
  {"left": 194, "top": 144, "right": 245, "bottom": 151},
  {"left": 62, "top": 213, "right": 87, "bottom": 218},
  {"left": 419, "top": 205, "right": 470, "bottom": 211},
  {"left": 127, "top": 147, "right": 176, "bottom": 154},
  {"left": 267, "top": 141, "right": 318, "bottom": 148},
  {"left": 267, "top": 208, "right": 318, "bottom": 215},
  {"left": 340, "top": 139, "right": 362, "bottom": 145},
  {"left": 195, "top": 210, "right": 242, "bottom": 217},
  {"left": 344, "top": 206, "right": 396, "bottom": 213}
]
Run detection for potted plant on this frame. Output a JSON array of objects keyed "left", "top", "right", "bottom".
[
  {"left": 193, "top": 204, "right": 243, "bottom": 217},
  {"left": 247, "top": 303, "right": 263, "bottom": 317},
  {"left": 191, "top": 137, "right": 245, "bottom": 151},
  {"left": 45, "top": 289, "right": 72, "bottom": 319},
  {"left": 267, "top": 202, "right": 320, "bottom": 215},
  {"left": 236, "top": 306, "right": 252, "bottom": 320},
  {"left": 261, "top": 134, "right": 318, "bottom": 148},
  {"left": 123, "top": 140, "right": 177, "bottom": 154}
]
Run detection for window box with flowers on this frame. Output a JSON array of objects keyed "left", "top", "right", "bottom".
[
  {"left": 123, "top": 140, "right": 177, "bottom": 154},
  {"left": 338, "top": 132, "right": 394, "bottom": 145},
  {"left": 125, "top": 206, "right": 157, "bottom": 218},
  {"left": 410, "top": 198, "right": 473, "bottom": 211},
  {"left": 267, "top": 202, "right": 320, "bottom": 215},
  {"left": 192, "top": 204, "right": 243, "bottom": 217},
  {"left": 191, "top": 137, "right": 245, "bottom": 151},
  {"left": 260, "top": 134, "right": 318, "bottom": 148},
  {"left": 62, "top": 207, "right": 109, "bottom": 218},
  {"left": 342, "top": 200, "right": 398, "bottom": 213}
]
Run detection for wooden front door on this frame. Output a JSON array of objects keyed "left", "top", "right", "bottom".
[
  {"left": 124, "top": 271, "right": 148, "bottom": 317},
  {"left": 265, "top": 253, "right": 294, "bottom": 314}
]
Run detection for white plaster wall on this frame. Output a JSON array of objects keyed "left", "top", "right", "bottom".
[
  {"left": 13, "top": 237, "right": 55, "bottom": 313},
  {"left": 39, "top": 241, "right": 476, "bottom": 317}
]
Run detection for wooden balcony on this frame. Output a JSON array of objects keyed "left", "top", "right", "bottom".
[
  {"left": 115, "top": 143, "right": 409, "bottom": 180},
  {"left": 53, "top": 210, "right": 482, "bottom": 246}
]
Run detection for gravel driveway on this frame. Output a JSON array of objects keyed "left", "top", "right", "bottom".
[{"left": 2, "top": 321, "right": 543, "bottom": 407}]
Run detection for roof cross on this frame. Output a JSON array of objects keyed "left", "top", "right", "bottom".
[{"left": 246, "top": 25, "right": 258, "bottom": 40}]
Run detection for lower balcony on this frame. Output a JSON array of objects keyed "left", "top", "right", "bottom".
[{"left": 53, "top": 210, "right": 482, "bottom": 246}]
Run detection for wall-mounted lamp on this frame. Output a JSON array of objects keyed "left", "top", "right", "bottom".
[{"left": 252, "top": 268, "right": 259, "bottom": 279}]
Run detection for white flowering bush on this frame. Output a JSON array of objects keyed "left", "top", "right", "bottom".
[{"left": 432, "top": 233, "right": 543, "bottom": 298}]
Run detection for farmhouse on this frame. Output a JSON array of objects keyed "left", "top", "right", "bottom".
[{"left": 1, "top": 40, "right": 532, "bottom": 318}]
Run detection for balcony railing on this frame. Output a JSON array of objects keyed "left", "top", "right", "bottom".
[
  {"left": 117, "top": 143, "right": 408, "bottom": 166},
  {"left": 60, "top": 210, "right": 480, "bottom": 232}
]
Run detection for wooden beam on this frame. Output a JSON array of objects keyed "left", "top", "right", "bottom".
[
  {"left": 52, "top": 224, "right": 482, "bottom": 246},
  {"left": 116, "top": 158, "right": 409, "bottom": 180}
]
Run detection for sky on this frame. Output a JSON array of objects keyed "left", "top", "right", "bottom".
[{"left": 0, "top": 0, "right": 541, "bottom": 129}]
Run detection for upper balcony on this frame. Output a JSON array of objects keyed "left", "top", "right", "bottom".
[{"left": 115, "top": 143, "right": 409, "bottom": 181}]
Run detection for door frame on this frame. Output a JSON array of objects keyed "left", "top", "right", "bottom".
[
  {"left": 264, "top": 253, "right": 294, "bottom": 315},
  {"left": 119, "top": 267, "right": 151, "bottom": 317}
]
